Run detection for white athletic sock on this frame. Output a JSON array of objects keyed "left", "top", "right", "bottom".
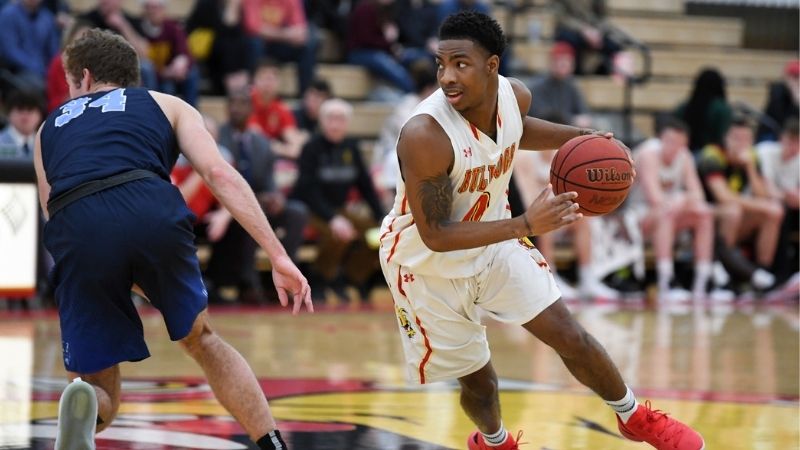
[
  {"left": 656, "top": 260, "right": 673, "bottom": 293},
  {"left": 606, "top": 386, "right": 639, "bottom": 424},
  {"left": 578, "top": 265, "right": 594, "bottom": 289},
  {"left": 481, "top": 423, "right": 508, "bottom": 446},
  {"left": 692, "top": 261, "right": 712, "bottom": 295}
]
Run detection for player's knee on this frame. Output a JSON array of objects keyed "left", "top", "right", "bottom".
[
  {"left": 180, "top": 327, "right": 216, "bottom": 357},
  {"left": 693, "top": 203, "right": 713, "bottom": 220},
  {"left": 178, "top": 313, "right": 217, "bottom": 357},
  {"left": 766, "top": 203, "right": 785, "bottom": 222},
  {"left": 719, "top": 203, "right": 743, "bottom": 223}
]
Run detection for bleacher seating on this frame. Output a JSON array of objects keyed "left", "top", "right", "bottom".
[
  {"left": 607, "top": 0, "right": 684, "bottom": 15},
  {"left": 576, "top": 77, "right": 767, "bottom": 112},
  {"left": 63, "top": 0, "right": 791, "bottom": 141},
  {"left": 79, "top": 0, "right": 792, "bottom": 275}
]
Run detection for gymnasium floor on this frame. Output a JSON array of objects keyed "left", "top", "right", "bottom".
[{"left": 0, "top": 292, "right": 798, "bottom": 450}]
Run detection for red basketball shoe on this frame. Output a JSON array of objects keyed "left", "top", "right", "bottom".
[
  {"left": 467, "top": 430, "right": 525, "bottom": 450},
  {"left": 617, "top": 401, "right": 704, "bottom": 450}
]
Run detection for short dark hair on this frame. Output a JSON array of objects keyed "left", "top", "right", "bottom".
[
  {"left": 657, "top": 116, "right": 689, "bottom": 135},
  {"left": 439, "top": 11, "right": 507, "bottom": 57},
  {"left": 308, "top": 78, "right": 332, "bottom": 96},
  {"left": 5, "top": 89, "right": 45, "bottom": 114},
  {"left": 64, "top": 28, "right": 140, "bottom": 88}
]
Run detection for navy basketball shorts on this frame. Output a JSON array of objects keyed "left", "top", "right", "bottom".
[{"left": 43, "top": 178, "right": 208, "bottom": 374}]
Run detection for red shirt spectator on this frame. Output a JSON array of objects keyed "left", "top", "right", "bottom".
[
  {"left": 46, "top": 20, "right": 94, "bottom": 112},
  {"left": 171, "top": 163, "right": 217, "bottom": 218},
  {"left": 248, "top": 89, "right": 297, "bottom": 140},
  {"left": 143, "top": 19, "right": 192, "bottom": 74},
  {"left": 242, "top": 0, "right": 307, "bottom": 36},
  {"left": 46, "top": 54, "right": 68, "bottom": 112}
]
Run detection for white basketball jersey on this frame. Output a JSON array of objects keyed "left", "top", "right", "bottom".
[
  {"left": 378, "top": 75, "right": 524, "bottom": 278},
  {"left": 629, "top": 138, "right": 688, "bottom": 206}
]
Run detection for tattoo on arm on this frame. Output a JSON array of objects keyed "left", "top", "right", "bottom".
[{"left": 417, "top": 173, "right": 453, "bottom": 229}]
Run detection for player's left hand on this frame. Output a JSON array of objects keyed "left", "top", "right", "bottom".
[{"left": 270, "top": 255, "right": 313, "bottom": 314}]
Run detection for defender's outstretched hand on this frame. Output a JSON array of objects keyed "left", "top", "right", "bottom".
[
  {"left": 522, "top": 184, "right": 582, "bottom": 236},
  {"left": 270, "top": 255, "right": 313, "bottom": 314}
]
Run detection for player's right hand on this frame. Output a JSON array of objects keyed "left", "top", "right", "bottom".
[
  {"left": 523, "top": 184, "right": 582, "bottom": 236},
  {"left": 270, "top": 255, "right": 313, "bottom": 315}
]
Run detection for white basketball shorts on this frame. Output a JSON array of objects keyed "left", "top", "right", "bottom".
[{"left": 380, "top": 238, "right": 561, "bottom": 384}]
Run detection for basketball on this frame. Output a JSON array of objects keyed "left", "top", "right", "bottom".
[{"left": 549, "top": 135, "right": 633, "bottom": 216}]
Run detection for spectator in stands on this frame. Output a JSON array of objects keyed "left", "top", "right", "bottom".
[
  {"left": 185, "top": 0, "right": 251, "bottom": 94},
  {"left": 396, "top": 0, "right": 439, "bottom": 57},
  {"left": 81, "top": 0, "right": 158, "bottom": 89},
  {"left": 243, "top": 0, "right": 318, "bottom": 95},
  {"left": 675, "top": 68, "right": 733, "bottom": 153},
  {"left": 42, "top": 0, "right": 72, "bottom": 30},
  {"left": 757, "top": 60, "right": 799, "bottom": 142},
  {"left": 528, "top": 42, "right": 592, "bottom": 129},
  {"left": 46, "top": 19, "right": 93, "bottom": 112},
  {"left": 205, "top": 88, "right": 310, "bottom": 303},
  {"left": 436, "top": 0, "right": 489, "bottom": 29},
  {"left": 304, "top": 0, "right": 350, "bottom": 55},
  {"left": 552, "top": 0, "right": 622, "bottom": 76},
  {"left": 372, "top": 60, "right": 438, "bottom": 208},
  {"left": 291, "top": 98, "right": 385, "bottom": 302},
  {"left": 248, "top": 59, "right": 307, "bottom": 160},
  {"left": 0, "top": 0, "right": 60, "bottom": 92},
  {"left": 347, "top": 0, "right": 428, "bottom": 94},
  {"left": 757, "top": 117, "right": 799, "bottom": 285},
  {"left": 0, "top": 90, "right": 44, "bottom": 159},
  {"left": 630, "top": 118, "right": 718, "bottom": 301},
  {"left": 139, "top": 0, "right": 199, "bottom": 106},
  {"left": 512, "top": 146, "right": 621, "bottom": 300},
  {"left": 698, "top": 115, "right": 780, "bottom": 291},
  {"left": 293, "top": 78, "right": 332, "bottom": 134}
]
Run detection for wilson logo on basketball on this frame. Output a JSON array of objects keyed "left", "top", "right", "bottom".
[{"left": 585, "top": 167, "right": 631, "bottom": 183}]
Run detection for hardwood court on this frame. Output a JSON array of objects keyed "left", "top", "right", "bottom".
[{"left": 1, "top": 294, "right": 798, "bottom": 450}]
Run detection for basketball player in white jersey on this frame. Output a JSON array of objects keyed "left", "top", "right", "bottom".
[
  {"left": 630, "top": 118, "right": 717, "bottom": 302},
  {"left": 378, "top": 12, "right": 704, "bottom": 450}
]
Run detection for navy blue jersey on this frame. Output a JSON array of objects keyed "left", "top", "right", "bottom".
[{"left": 40, "top": 87, "right": 178, "bottom": 200}]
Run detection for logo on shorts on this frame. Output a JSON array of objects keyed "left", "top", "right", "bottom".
[
  {"left": 395, "top": 306, "right": 416, "bottom": 339},
  {"left": 517, "top": 236, "right": 536, "bottom": 249},
  {"left": 403, "top": 274, "right": 415, "bottom": 283},
  {"left": 62, "top": 341, "right": 70, "bottom": 367}
]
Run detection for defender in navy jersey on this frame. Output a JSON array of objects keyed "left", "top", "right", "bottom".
[{"left": 34, "top": 29, "right": 309, "bottom": 450}]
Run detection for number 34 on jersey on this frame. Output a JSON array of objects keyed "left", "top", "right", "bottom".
[{"left": 55, "top": 89, "right": 128, "bottom": 127}]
